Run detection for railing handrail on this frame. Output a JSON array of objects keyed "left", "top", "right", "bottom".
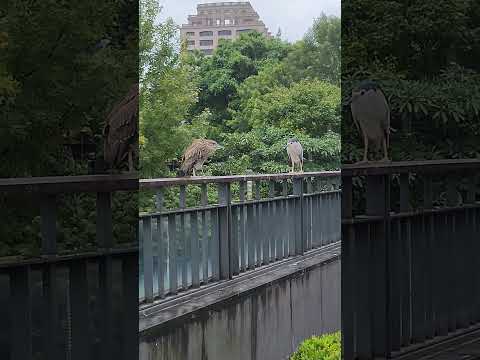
[
  {"left": 0, "top": 173, "right": 138, "bottom": 193},
  {"left": 342, "top": 158, "right": 480, "bottom": 176},
  {"left": 140, "top": 171, "right": 340, "bottom": 188}
]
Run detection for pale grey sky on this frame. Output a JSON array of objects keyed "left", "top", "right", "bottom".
[{"left": 158, "top": 0, "right": 340, "bottom": 42}]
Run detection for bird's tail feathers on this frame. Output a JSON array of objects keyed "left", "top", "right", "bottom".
[{"left": 390, "top": 127, "right": 397, "bottom": 133}]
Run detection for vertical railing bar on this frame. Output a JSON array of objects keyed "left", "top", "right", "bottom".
[
  {"left": 96, "top": 192, "right": 113, "bottom": 248},
  {"left": 200, "top": 184, "right": 209, "bottom": 283},
  {"left": 69, "top": 260, "right": 90, "bottom": 360},
  {"left": 43, "top": 262, "right": 59, "bottom": 359},
  {"left": 254, "top": 181, "right": 261, "bottom": 266},
  {"left": 142, "top": 217, "right": 153, "bottom": 302},
  {"left": 178, "top": 186, "right": 187, "bottom": 290},
  {"left": 191, "top": 211, "right": 200, "bottom": 287},
  {"left": 200, "top": 217, "right": 209, "bottom": 284},
  {"left": 282, "top": 180, "right": 288, "bottom": 198},
  {"left": 10, "top": 266, "right": 33, "bottom": 360},
  {"left": 239, "top": 182, "right": 246, "bottom": 272},
  {"left": 41, "top": 193, "right": 57, "bottom": 255},
  {"left": 155, "top": 189, "right": 164, "bottom": 212},
  {"left": 201, "top": 184, "right": 208, "bottom": 206},
  {"left": 211, "top": 208, "right": 220, "bottom": 280},
  {"left": 155, "top": 216, "right": 165, "bottom": 298},
  {"left": 231, "top": 205, "right": 239, "bottom": 275},
  {"left": 179, "top": 185, "right": 186, "bottom": 209},
  {"left": 99, "top": 256, "right": 114, "bottom": 360},
  {"left": 293, "top": 178, "right": 304, "bottom": 255},
  {"left": 122, "top": 254, "right": 138, "bottom": 360},
  {"left": 239, "top": 181, "right": 246, "bottom": 203},
  {"left": 40, "top": 193, "right": 59, "bottom": 359},
  {"left": 218, "top": 183, "right": 232, "bottom": 279},
  {"left": 168, "top": 214, "right": 177, "bottom": 294},
  {"left": 247, "top": 203, "right": 255, "bottom": 269}
]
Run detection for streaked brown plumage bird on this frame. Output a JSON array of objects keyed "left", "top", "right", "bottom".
[
  {"left": 103, "top": 83, "right": 139, "bottom": 172},
  {"left": 178, "top": 139, "right": 222, "bottom": 177},
  {"left": 350, "top": 80, "right": 392, "bottom": 163}
]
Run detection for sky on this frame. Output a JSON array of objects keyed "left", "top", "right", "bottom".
[{"left": 158, "top": 0, "right": 341, "bottom": 43}]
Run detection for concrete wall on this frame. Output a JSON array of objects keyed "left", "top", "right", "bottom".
[{"left": 139, "top": 258, "right": 340, "bottom": 360}]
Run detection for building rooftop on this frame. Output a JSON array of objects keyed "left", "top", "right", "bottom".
[{"left": 197, "top": 2, "right": 251, "bottom": 7}]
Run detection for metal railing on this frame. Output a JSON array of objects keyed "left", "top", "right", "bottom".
[
  {"left": 0, "top": 175, "right": 138, "bottom": 360},
  {"left": 341, "top": 159, "right": 480, "bottom": 359},
  {"left": 139, "top": 171, "right": 341, "bottom": 303}
]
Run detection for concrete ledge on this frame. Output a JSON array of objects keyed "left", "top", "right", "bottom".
[
  {"left": 392, "top": 325, "right": 480, "bottom": 360},
  {"left": 139, "top": 242, "right": 341, "bottom": 334}
]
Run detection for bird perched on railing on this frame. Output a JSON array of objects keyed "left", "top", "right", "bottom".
[
  {"left": 350, "top": 80, "right": 393, "bottom": 163},
  {"left": 286, "top": 138, "right": 304, "bottom": 173},
  {"left": 178, "top": 139, "right": 223, "bottom": 177},
  {"left": 103, "top": 83, "right": 139, "bottom": 172}
]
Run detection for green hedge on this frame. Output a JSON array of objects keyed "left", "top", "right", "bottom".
[{"left": 290, "top": 332, "right": 341, "bottom": 360}]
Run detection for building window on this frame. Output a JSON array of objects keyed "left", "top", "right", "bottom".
[
  {"left": 201, "top": 49, "right": 213, "bottom": 55},
  {"left": 237, "top": 29, "right": 253, "bottom": 34},
  {"left": 243, "top": 18, "right": 253, "bottom": 23},
  {"left": 206, "top": 18, "right": 213, "bottom": 26},
  {"left": 216, "top": 19, "right": 221, "bottom": 26},
  {"left": 233, "top": 18, "right": 239, "bottom": 25},
  {"left": 224, "top": 19, "right": 231, "bottom": 25},
  {"left": 187, "top": 40, "right": 195, "bottom": 46},
  {"left": 199, "top": 31, "right": 213, "bottom": 36},
  {"left": 186, "top": 32, "right": 195, "bottom": 36},
  {"left": 218, "top": 30, "right": 232, "bottom": 36},
  {"left": 200, "top": 40, "right": 214, "bottom": 46}
]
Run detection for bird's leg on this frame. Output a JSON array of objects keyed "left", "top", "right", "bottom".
[
  {"left": 381, "top": 138, "right": 390, "bottom": 162},
  {"left": 300, "top": 161, "right": 303, "bottom": 173},
  {"left": 291, "top": 160, "right": 295, "bottom": 173},
  {"left": 359, "top": 130, "right": 369, "bottom": 163},
  {"left": 192, "top": 168, "right": 196, "bottom": 177}
]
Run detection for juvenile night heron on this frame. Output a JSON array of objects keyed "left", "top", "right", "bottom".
[
  {"left": 103, "top": 83, "right": 139, "bottom": 172},
  {"left": 350, "top": 80, "right": 391, "bottom": 163},
  {"left": 286, "top": 138, "right": 304, "bottom": 173},
  {"left": 178, "top": 139, "right": 222, "bottom": 177}
]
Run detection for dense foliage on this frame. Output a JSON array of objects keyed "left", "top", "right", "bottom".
[
  {"left": 140, "top": 1, "right": 340, "bottom": 210},
  {"left": 0, "top": 1, "right": 138, "bottom": 256},
  {"left": 342, "top": 0, "right": 480, "bottom": 163},
  {"left": 290, "top": 332, "right": 341, "bottom": 360}
]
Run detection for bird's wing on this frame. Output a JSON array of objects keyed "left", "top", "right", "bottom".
[
  {"left": 375, "top": 89, "right": 390, "bottom": 132},
  {"left": 287, "top": 142, "right": 303, "bottom": 163},
  {"left": 104, "top": 84, "right": 139, "bottom": 165},
  {"left": 181, "top": 140, "right": 214, "bottom": 172},
  {"left": 351, "top": 108, "right": 361, "bottom": 132},
  {"left": 352, "top": 89, "right": 390, "bottom": 141}
]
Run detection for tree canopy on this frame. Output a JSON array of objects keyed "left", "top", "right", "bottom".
[
  {"left": 342, "top": 0, "right": 480, "bottom": 163},
  {"left": 140, "top": 5, "right": 341, "bottom": 187}
]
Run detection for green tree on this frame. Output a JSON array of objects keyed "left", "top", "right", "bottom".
[
  {"left": 1, "top": 0, "right": 136, "bottom": 177},
  {"left": 286, "top": 14, "right": 341, "bottom": 85},
  {"left": 139, "top": 0, "right": 198, "bottom": 178}
]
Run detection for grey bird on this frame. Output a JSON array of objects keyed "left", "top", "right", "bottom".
[
  {"left": 286, "top": 139, "right": 304, "bottom": 173},
  {"left": 103, "top": 83, "right": 139, "bottom": 172},
  {"left": 350, "top": 80, "right": 392, "bottom": 163},
  {"left": 178, "top": 139, "right": 223, "bottom": 177}
]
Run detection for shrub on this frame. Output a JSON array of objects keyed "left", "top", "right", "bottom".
[{"left": 290, "top": 332, "right": 341, "bottom": 360}]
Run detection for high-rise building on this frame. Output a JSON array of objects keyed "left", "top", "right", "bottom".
[{"left": 180, "top": 2, "right": 271, "bottom": 55}]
